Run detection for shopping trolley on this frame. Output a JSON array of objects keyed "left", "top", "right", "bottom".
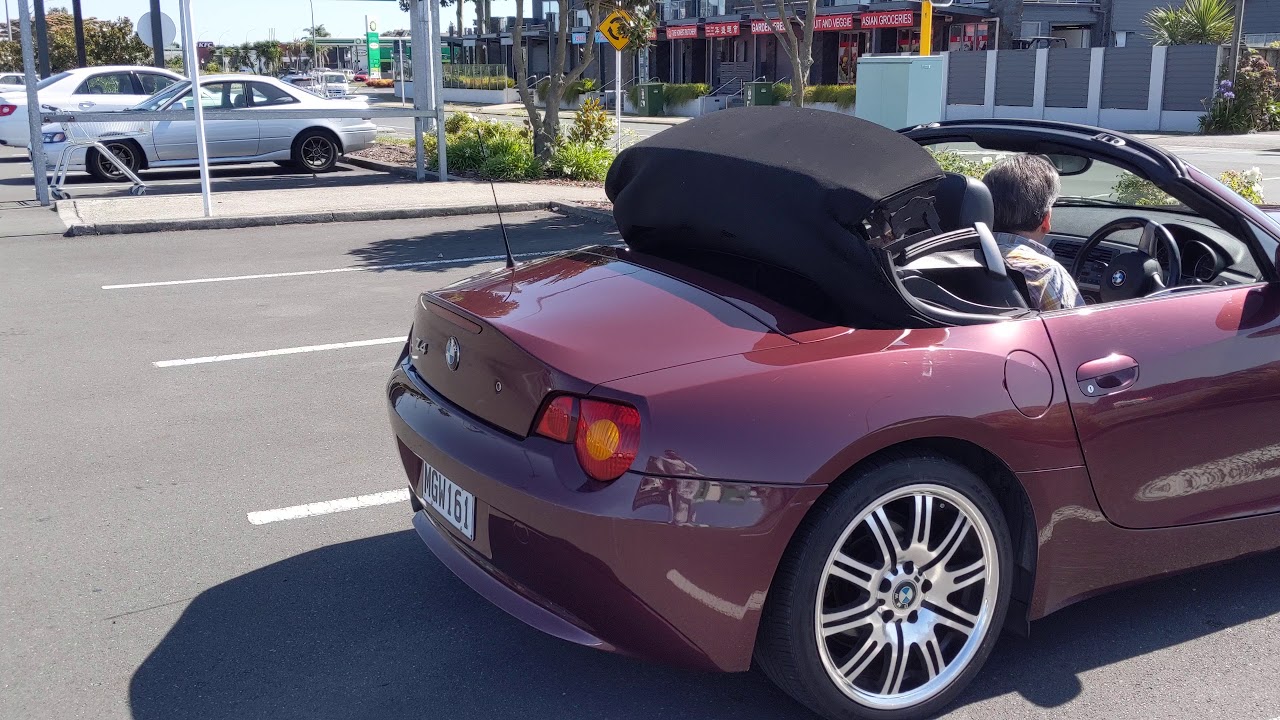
[{"left": 47, "top": 120, "right": 151, "bottom": 200}]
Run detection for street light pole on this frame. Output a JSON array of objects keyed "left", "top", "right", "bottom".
[
  {"left": 4, "top": 0, "right": 11, "bottom": 42},
  {"left": 309, "top": 0, "right": 319, "bottom": 71}
]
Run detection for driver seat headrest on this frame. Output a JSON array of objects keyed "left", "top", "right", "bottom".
[{"left": 934, "top": 172, "right": 995, "bottom": 233}]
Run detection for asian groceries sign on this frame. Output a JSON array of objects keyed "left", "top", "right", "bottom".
[
  {"left": 704, "top": 21, "right": 741, "bottom": 37},
  {"left": 860, "top": 10, "right": 915, "bottom": 29}
]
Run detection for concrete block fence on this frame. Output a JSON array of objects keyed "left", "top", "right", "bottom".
[{"left": 941, "top": 44, "right": 1220, "bottom": 133}]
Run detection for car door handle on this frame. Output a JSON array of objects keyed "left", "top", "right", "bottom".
[
  {"left": 78, "top": 101, "right": 95, "bottom": 109},
  {"left": 1076, "top": 354, "right": 1139, "bottom": 397}
]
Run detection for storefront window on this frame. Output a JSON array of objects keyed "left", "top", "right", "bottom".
[
  {"left": 947, "top": 22, "right": 992, "bottom": 51},
  {"left": 837, "top": 31, "right": 866, "bottom": 84},
  {"left": 897, "top": 28, "right": 920, "bottom": 53}
]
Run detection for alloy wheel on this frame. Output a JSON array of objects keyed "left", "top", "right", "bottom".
[
  {"left": 813, "top": 483, "right": 999, "bottom": 711},
  {"left": 98, "top": 143, "right": 136, "bottom": 180},
  {"left": 300, "top": 136, "right": 335, "bottom": 170}
]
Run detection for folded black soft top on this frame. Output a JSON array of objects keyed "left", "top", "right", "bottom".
[{"left": 605, "top": 107, "right": 944, "bottom": 329}]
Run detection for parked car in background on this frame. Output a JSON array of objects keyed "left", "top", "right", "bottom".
[
  {"left": 0, "top": 65, "right": 182, "bottom": 149},
  {"left": 353, "top": 71, "right": 369, "bottom": 82},
  {"left": 0, "top": 73, "right": 26, "bottom": 92},
  {"left": 41, "top": 74, "right": 377, "bottom": 181}
]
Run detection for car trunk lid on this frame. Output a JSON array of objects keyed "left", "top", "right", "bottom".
[{"left": 409, "top": 249, "right": 793, "bottom": 436}]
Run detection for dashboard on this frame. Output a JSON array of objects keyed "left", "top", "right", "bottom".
[{"left": 1046, "top": 206, "right": 1263, "bottom": 293}]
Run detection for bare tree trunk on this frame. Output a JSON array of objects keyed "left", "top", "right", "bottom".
[
  {"left": 513, "top": 0, "right": 603, "bottom": 162},
  {"left": 751, "top": 0, "right": 815, "bottom": 107}
]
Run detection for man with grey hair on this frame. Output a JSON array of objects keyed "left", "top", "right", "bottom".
[{"left": 982, "top": 154, "right": 1083, "bottom": 311}]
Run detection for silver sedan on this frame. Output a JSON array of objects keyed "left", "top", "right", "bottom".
[{"left": 41, "top": 74, "right": 377, "bottom": 181}]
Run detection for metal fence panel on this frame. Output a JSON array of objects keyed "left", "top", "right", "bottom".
[
  {"left": 442, "top": 63, "right": 513, "bottom": 90},
  {"left": 1101, "top": 47, "right": 1152, "bottom": 110},
  {"left": 1045, "top": 49, "right": 1091, "bottom": 109}
]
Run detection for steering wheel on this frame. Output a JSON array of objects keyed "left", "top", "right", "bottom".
[{"left": 1070, "top": 217, "right": 1182, "bottom": 302}]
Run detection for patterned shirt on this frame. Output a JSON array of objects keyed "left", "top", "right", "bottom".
[{"left": 994, "top": 232, "right": 1084, "bottom": 312}]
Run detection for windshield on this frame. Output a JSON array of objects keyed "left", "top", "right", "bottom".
[
  {"left": 926, "top": 142, "right": 1192, "bottom": 212},
  {"left": 37, "top": 72, "right": 70, "bottom": 90},
  {"left": 129, "top": 81, "right": 190, "bottom": 111}
]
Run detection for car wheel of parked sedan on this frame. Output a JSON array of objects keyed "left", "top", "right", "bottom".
[
  {"left": 87, "top": 141, "right": 140, "bottom": 182},
  {"left": 293, "top": 131, "right": 339, "bottom": 172},
  {"left": 755, "top": 454, "right": 1012, "bottom": 720}
]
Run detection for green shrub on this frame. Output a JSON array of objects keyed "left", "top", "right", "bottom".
[
  {"left": 928, "top": 149, "right": 996, "bottom": 179},
  {"left": 549, "top": 141, "right": 614, "bottom": 181},
  {"left": 1113, "top": 173, "right": 1180, "bottom": 206},
  {"left": 445, "top": 74, "right": 514, "bottom": 90},
  {"left": 567, "top": 97, "right": 614, "bottom": 147},
  {"left": 772, "top": 82, "right": 793, "bottom": 102},
  {"left": 444, "top": 111, "right": 479, "bottom": 135},
  {"left": 446, "top": 119, "right": 540, "bottom": 180},
  {"left": 664, "top": 83, "right": 710, "bottom": 105},
  {"left": 806, "top": 84, "right": 856, "bottom": 108},
  {"left": 1219, "top": 168, "right": 1265, "bottom": 204},
  {"left": 536, "top": 78, "right": 596, "bottom": 104},
  {"left": 1201, "top": 52, "right": 1280, "bottom": 134}
]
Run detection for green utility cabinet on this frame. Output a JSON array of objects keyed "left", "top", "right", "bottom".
[
  {"left": 635, "top": 83, "right": 665, "bottom": 116},
  {"left": 744, "top": 81, "right": 776, "bottom": 106}
]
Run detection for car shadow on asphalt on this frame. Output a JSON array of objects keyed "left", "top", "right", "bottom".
[{"left": 128, "top": 528, "right": 1280, "bottom": 720}]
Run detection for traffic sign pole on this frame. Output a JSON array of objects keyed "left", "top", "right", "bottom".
[
  {"left": 598, "top": 8, "right": 633, "bottom": 154},
  {"left": 615, "top": 47, "right": 621, "bottom": 152}
]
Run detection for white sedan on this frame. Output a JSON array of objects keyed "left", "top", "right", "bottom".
[
  {"left": 0, "top": 72, "right": 25, "bottom": 93},
  {"left": 41, "top": 74, "right": 378, "bottom": 181},
  {"left": 0, "top": 65, "right": 182, "bottom": 148}
]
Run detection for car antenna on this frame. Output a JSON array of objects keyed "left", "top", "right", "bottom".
[
  {"left": 477, "top": 127, "right": 516, "bottom": 269},
  {"left": 490, "top": 180, "right": 516, "bottom": 270}
]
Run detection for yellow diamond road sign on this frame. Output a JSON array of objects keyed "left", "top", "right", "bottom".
[{"left": 600, "top": 9, "right": 632, "bottom": 51}]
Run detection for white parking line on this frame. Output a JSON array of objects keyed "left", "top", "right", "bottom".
[
  {"left": 248, "top": 488, "right": 409, "bottom": 525},
  {"left": 154, "top": 336, "right": 405, "bottom": 367},
  {"left": 104, "top": 251, "right": 558, "bottom": 290}
]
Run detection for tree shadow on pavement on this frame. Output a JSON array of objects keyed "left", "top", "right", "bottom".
[
  {"left": 345, "top": 214, "right": 619, "bottom": 273},
  {"left": 129, "top": 526, "right": 1280, "bottom": 720}
]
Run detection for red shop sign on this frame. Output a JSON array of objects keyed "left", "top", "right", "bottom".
[
  {"left": 666, "top": 25, "right": 700, "bottom": 39},
  {"left": 860, "top": 10, "right": 915, "bottom": 29},
  {"left": 704, "top": 21, "right": 741, "bottom": 37},
  {"left": 751, "top": 18, "right": 790, "bottom": 35},
  {"left": 812, "top": 14, "right": 855, "bottom": 32}
]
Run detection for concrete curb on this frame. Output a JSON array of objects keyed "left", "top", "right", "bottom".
[
  {"left": 64, "top": 201, "right": 554, "bottom": 236},
  {"left": 342, "top": 156, "right": 448, "bottom": 180},
  {"left": 548, "top": 201, "right": 615, "bottom": 227}
]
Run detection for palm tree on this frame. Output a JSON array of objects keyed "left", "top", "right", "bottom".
[{"left": 1144, "top": 0, "right": 1235, "bottom": 45}]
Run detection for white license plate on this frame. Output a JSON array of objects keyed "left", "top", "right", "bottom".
[{"left": 420, "top": 461, "right": 475, "bottom": 540}]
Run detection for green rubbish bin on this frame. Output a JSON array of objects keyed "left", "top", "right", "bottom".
[
  {"left": 635, "top": 82, "right": 665, "bottom": 116},
  {"left": 744, "top": 81, "right": 776, "bottom": 106}
]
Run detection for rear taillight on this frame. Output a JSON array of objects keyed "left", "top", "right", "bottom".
[
  {"left": 533, "top": 395, "right": 641, "bottom": 482},
  {"left": 0, "top": 105, "right": 16, "bottom": 117},
  {"left": 534, "top": 395, "right": 575, "bottom": 442}
]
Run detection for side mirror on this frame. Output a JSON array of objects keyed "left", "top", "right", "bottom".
[{"left": 1048, "top": 154, "right": 1092, "bottom": 176}]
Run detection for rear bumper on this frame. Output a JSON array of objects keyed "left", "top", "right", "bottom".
[{"left": 388, "top": 357, "right": 824, "bottom": 672}]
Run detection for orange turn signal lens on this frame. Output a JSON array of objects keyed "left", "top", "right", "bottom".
[{"left": 574, "top": 399, "right": 641, "bottom": 482}]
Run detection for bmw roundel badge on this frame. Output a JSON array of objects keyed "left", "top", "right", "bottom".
[
  {"left": 444, "top": 336, "right": 460, "bottom": 371},
  {"left": 1111, "top": 269, "right": 1126, "bottom": 287}
]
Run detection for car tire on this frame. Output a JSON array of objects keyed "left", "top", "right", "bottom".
[
  {"left": 292, "top": 130, "right": 339, "bottom": 173},
  {"left": 755, "top": 453, "right": 1013, "bottom": 720},
  {"left": 86, "top": 141, "right": 140, "bottom": 183}
]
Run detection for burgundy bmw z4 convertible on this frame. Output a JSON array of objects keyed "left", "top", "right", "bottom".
[{"left": 387, "top": 108, "right": 1280, "bottom": 719}]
